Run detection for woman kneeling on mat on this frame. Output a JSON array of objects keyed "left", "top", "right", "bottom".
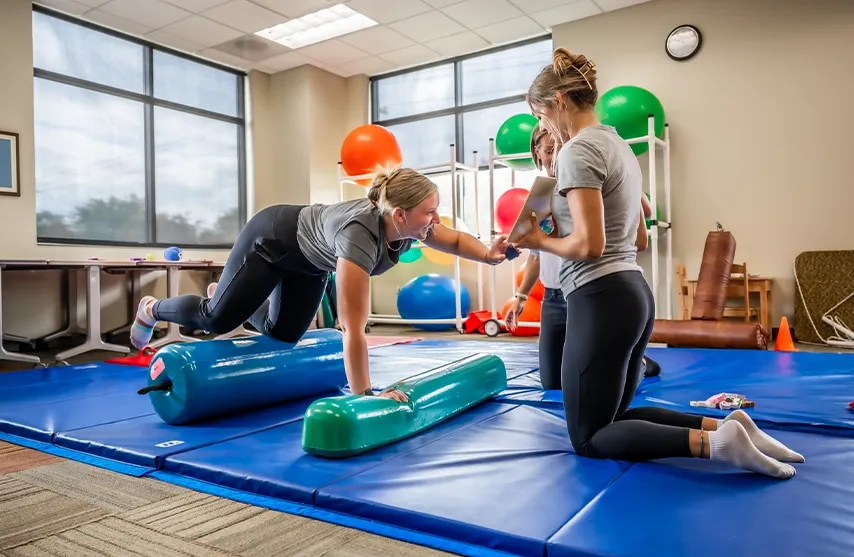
[
  {"left": 505, "top": 126, "right": 661, "bottom": 389},
  {"left": 131, "top": 168, "right": 510, "bottom": 402},
  {"left": 512, "top": 47, "right": 802, "bottom": 478}
]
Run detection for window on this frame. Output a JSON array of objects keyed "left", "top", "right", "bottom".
[
  {"left": 370, "top": 37, "right": 552, "bottom": 234},
  {"left": 32, "top": 7, "right": 246, "bottom": 247}
]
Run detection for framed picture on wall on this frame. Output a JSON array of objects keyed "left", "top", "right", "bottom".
[{"left": 0, "top": 130, "right": 20, "bottom": 197}]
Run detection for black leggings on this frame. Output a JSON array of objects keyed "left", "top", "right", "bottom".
[
  {"left": 153, "top": 205, "right": 328, "bottom": 343},
  {"left": 540, "top": 287, "right": 662, "bottom": 390},
  {"left": 561, "top": 270, "right": 703, "bottom": 461},
  {"left": 539, "top": 288, "right": 566, "bottom": 390}
]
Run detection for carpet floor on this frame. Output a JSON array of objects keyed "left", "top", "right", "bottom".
[{"left": 0, "top": 441, "right": 454, "bottom": 557}]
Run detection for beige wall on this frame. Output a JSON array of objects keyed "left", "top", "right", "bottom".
[{"left": 552, "top": 0, "right": 854, "bottom": 325}]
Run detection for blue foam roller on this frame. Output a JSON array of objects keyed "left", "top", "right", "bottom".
[{"left": 141, "top": 329, "right": 346, "bottom": 425}]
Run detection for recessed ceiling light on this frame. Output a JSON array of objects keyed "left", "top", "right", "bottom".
[{"left": 255, "top": 3, "right": 377, "bottom": 50}]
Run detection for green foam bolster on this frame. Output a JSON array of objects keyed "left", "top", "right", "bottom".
[{"left": 301, "top": 353, "right": 508, "bottom": 458}]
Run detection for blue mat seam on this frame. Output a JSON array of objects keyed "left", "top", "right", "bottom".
[
  {"left": 148, "top": 470, "right": 520, "bottom": 557},
  {"left": 0, "top": 432, "right": 154, "bottom": 478},
  {"left": 543, "top": 461, "right": 638, "bottom": 552},
  {"left": 51, "top": 412, "right": 158, "bottom": 439},
  {"left": 150, "top": 415, "right": 310, "bottom": 470}
]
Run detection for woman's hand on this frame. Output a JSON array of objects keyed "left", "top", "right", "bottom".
[
  {"left": 378, "top": 387, "right": 408, "bottom": 402},
  {"left": 504, "top": 296, "right": 526, "bottom": 331},
  {"left": 484, "top": 235, "right": 510, "bottom": 264},
  {"left": 512, "top": 213, "right": 550, "bottom": 251}
]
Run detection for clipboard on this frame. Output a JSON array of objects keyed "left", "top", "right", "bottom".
[{"left": 507, "top": 176, "right": 557, "bottom": 243}]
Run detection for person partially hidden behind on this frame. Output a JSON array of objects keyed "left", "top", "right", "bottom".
[
  {"left": 130, "top": 168, "right": 510, "bottom": 402},
  {"left": 505, "top": 126, "right": 661, "bottom": 390},
  {"left": 513, "top": 47, "right": 802, "bottom": 478}
]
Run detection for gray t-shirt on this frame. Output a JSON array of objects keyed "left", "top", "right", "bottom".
[
  {"left": 297, "top": 197, "right": 413, "bottom": 275},
  {"left": 551, "top": 125, "right": 643, "bottom": 296}
]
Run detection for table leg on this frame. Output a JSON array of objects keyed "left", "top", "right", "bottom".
[
  {"left": 55, "top": 266, "right": 131, "bottom": 361},
  {"left": 0, "top": 268, "right": 42, "bottom": 365},
  {"left": 44, "top": 268, "right": 87, "bottom": 342}
]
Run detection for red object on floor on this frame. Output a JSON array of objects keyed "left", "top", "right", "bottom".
[
  {"left": 105, "top": 346, "right": 158, "bottom": 367},
  {"left": 464, "top": 310, "right": 505, "bottom": 335},
  {"left": 366, "top": 335, "right": 423, "bottom": 348},
  {"left": 849, "top": 401, "right": 854, "bottom": 410}
]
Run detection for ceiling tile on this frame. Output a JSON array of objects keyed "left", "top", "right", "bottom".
[
  {"left": 442, "top": 0, "right": 522, "bottom": 28},
  {"left": 251, "top": 0, "right": 337, "bottom": 18},
  {"left": 379, "top": 44, "right": 441, "bottom": 68},
  {"left": 424, "top": 31, "right": 490, "bottom": 57},
  {"left": 202, "top": 0, "right": 287, "bottom": 34},
  {"left": 98, "top": 0, "right": 192, "bottom": 29},
  {"left": 161, "top": 0, "right": 231, "bottom": 12},
  {"left": 530, "top": 0, "right": 601, "bottom": 29},
  {"left": 343, "top": 56, "right": 396, "bottom": 76},
  {"left": 346, "top": 0, "right": 433, "bottom": 24},
  {"left": 339, "top": 26, "right": 415, "bottom": 56},
  {"left": 474, "top": 15, "right": 547, "bottom": 45},
  {"left": 35, "top": 0, "right": 91, "bottom": 16},
  {"left": 594, "top": 0, "right": 652, "bottom": 11},
  {"left": 421, "top": 0, "right": 460, "bottom": 7},
  {"left": 84, "top": 8, "right": 156, "bottom": 35},
  {"left": 260, "top": 50, "right": 313, "bottom": 71},
  {"left": 58, "top": 0, "right": 110, "bottom": 7},
  {"left": 159, "top": 15, "right": 244, "bottom": 48},
  {"left": 197, "top": 47, "right": 251, "bottom": 69},
  {"left": 146, "top": 29, "right": 207, "bottom": 53},
  {"left": 507, "top": 0, "right": 568, "bottom": 12},
  {"left": 388, "top": 11, "right": 465, "bottom": 43},
  {"left": 212, "top": 34, "right": 293, "bottom": 62},
  {"left": 296, "top": 39, "right": 370, "bottom": 66}
]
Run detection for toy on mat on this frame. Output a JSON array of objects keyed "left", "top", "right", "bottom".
[
  {"left": 848, "top": 401, "right": 853, "bottom": 411},
  {"left": 691, "top": 393, "right": 755, "bottom": 410}
]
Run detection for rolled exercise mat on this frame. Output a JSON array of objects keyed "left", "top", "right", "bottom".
[
  {"left": 651, "top": 319, "right": 769, "bottom": 350},
  {"left": 301, "top": 353, "right": 508, "bottom": 458},
  {"left": 691, "top": 230, "right": 736, "bottom": 321},
  {"left": 139, "top": 329, "right": 347, "bottom": 425}
]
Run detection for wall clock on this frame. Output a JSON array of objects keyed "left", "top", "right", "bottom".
[{"left": 666, "top": 25, "right": 702, "bottom": 61}]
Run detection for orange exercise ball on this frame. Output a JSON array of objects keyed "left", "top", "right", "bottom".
[
  {"left": 500, "top": 296, "right": 541, "bottom": 337},
  {"left": 515, "top": 267, "right": 544, "bottom": 302},
  {"left": 341, "top": 124, "right": 403, "bottom": 186}
]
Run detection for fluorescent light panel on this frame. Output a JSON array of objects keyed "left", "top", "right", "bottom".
[{"left": 255, "top": 3, "right": 377, "bottom": 49}]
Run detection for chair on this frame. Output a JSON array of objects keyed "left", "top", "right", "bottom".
[{"left": 725, "top": 262, "right": 759, "bottom": 323}]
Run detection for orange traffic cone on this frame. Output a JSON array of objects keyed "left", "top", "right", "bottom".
[{"left": 775, "top": 316, "right": 795, "bottom": 351}]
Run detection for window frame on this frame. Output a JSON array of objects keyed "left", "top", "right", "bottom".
[
  {"left": 32, "top": 5, "right": 248, "bottom": 250},
  {"left": 369, "top": 34, "right": 552, "bottom": 169}
]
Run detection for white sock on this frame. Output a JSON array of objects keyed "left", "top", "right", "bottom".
[
  {"left": 708, "top": 421, "right": 795, "bottom": 479},
  {"left": 207, "top": 282, "right": 218, "bottom": 298},
  {"left": 130, "top": 296, "right": 157, "bottom": 350},
  {"left": 717, "top": 410, "right": 805, "bottom": 463}
]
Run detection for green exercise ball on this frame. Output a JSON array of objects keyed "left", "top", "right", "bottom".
[
  {"left": 495, "top": 113, "right": 538, "bottom": 170},
  {"left": 399, "top": 241, "right": 423, "bottom": 263},
  {"left": 596, "top": 86, "right": 665, "bottom": 156}
]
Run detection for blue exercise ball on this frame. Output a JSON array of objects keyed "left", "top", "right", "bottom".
[{"left": 397, "top": 274, "right": 470, "bottom": 332}]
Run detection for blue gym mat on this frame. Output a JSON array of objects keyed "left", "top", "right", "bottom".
[
  {"left": 498, "top": 346, "right": 854, "bottom": 437},
  {"left": 2, "top": 339, "right": 854, "bottom": 557},
  {"left": 546, "top": 428, "right": 854, "bottom": 557}
]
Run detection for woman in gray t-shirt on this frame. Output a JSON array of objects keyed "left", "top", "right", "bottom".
[
  {"left": 512, "top": 47, "right": 801, "bottom": 479},
  {"left": 130, "top": 167, "right": 510, "bottom": 402}
]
